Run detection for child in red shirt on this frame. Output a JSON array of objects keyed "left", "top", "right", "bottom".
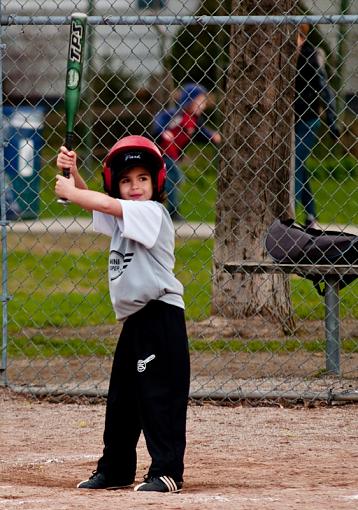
[{"left": 152, "top": 83, "right": 221, "bottom": 221}]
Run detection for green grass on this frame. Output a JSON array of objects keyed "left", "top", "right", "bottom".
[
  {"left": 295, "top": 175, "right": 358, "bottom": 226},
  {"left": 8, "top": 335, "right": 116, "bottom": 357},
  {"left": 40, "top": 144, "right": 358, "bottom": 225},
  {"left": 4, "top": 143, "right": 358, "bottom": 358},
  {"left": 175, "top": 239, "right": 214, "bottom": 320},
  {"left": 39, "top": 144, "right": 219, "bottom": 222},
  {"left": 5, "top": 238, "right": 358, "bottom": 359},
  {"left": 190, "top": 338, "right": 358, "bottom": 354},
  {"left": 7, "top": 335, "right": 358, "bottom": 358},
  {"left": 7, "top": 250, "right": 111, "bottom": 329},
  {"left": 312, "top": 176, "right": 358, "bottom": 225},
  {"left": 5, "top": 239, "right": 358, "bottom": 333}
]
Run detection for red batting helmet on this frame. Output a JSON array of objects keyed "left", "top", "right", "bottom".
[{"left": 102, "top": 135, "right": 166, "bottom": 198}]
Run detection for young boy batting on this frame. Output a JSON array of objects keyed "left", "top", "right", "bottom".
[{"left": 55, "top": 135, "right": 190, "bottom": 493}]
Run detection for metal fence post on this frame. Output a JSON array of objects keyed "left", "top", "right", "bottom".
[
  {"left": 0, "top": 0, "right": 9, "bottom": 385},
  {"left": 325, "top": 277, "right": 341, "bottom": 375}
]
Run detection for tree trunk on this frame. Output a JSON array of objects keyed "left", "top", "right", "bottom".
[{"left": 212, "top": 0, "right": 297, "bottom": 331}]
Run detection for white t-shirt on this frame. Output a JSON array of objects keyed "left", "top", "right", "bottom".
[{"left": 93, "top": 200, "right": 184, "bottom": 320}]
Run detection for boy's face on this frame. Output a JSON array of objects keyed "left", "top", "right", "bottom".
[
  {"left": 186, "top": 93, "right": 207, "bottom": 115},
  {"left": 118, "top": 166, "right": 153, "bottom": 201}
]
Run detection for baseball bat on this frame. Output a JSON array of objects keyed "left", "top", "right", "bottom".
[{"left": 58, "top": 12, "right": 87, "bottom": 204}]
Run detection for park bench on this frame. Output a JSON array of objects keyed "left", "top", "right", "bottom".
[{"left": 224, "top": 261, "right": 358, "bottom": 375}]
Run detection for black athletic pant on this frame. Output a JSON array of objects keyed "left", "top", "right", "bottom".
[{"left": 96, "top": 300, "right": 190, "bottom": 484}]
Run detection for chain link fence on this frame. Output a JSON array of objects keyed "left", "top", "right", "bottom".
[{"left": 1, "top": 0, "right": 358, "bottom": 402}]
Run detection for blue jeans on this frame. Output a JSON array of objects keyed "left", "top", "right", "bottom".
[
  {"left": 295, "top": 118, "right": 321, "bottom": 220},
  {"left": 163, "top": 155, "right": 184, "bottom": 216}
]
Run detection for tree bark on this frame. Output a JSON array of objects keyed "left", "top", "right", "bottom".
[{"left": 212, "top": 0, "right": 297, "bottom": 331}]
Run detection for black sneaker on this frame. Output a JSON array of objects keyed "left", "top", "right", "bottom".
[
  {"left": 134, "top": 476, "right": 183, "bottom": 493},
  {"left": 77, "top": 471, "right": 133, "bottom": 490}
]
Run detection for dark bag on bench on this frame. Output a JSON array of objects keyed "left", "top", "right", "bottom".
[{"left": 265, "top": 218, "right": 358, "bottom": 294}]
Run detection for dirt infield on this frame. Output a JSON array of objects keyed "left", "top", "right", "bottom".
[{"left": 1, "top": 389, "right": 358, "bottom": 510}]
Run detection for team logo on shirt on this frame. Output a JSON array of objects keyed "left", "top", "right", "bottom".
[{"left": 109, "top": 250, "right": 134, "bottom": 281}]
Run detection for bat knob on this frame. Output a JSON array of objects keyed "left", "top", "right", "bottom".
[{"left": 57, "top": 198, "right": 70, "bottom": 204}]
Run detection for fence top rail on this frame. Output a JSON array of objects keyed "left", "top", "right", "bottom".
[{"left": 1, "top": 14, "right": 358, "bottom": 27}]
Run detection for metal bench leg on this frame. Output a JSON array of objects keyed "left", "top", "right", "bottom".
[{"left": 324, "top": 276, "right": 340, "bottom": 375}]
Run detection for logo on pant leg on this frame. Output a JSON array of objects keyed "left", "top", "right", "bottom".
[{"left": 137, "top": 354, "right": 156, "bottom": 373}]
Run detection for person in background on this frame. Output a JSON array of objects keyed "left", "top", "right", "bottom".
[
  {"left": 294, "top": 23, "right": 340, "bottom": 229},
  {"left": 152, "top": 83, "right": 221, "bottom": 222}
]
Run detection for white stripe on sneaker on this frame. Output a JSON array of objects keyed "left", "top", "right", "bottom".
[
  {"left": 134, "top": 482, "right": 146, "bottom": 491},
  {"left": 160, "top": 476, "right": 177, "bottom": 492},
  {"left": 134, "top": 476, "right": 182, "bottom": 493}
]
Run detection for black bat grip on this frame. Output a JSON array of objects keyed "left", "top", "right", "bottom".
[
  {"left": 57, "top": 132, "right": 74, "bottom": 204},
  {"left": 63, "top": 132, "right": 74, "bottom": 178}
]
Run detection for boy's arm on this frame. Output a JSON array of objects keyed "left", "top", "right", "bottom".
[
  {"left": 196, "top": 125, "right": 221, "bottom": 145},
  {"left": 55, "top": 175, "right": 123, "bottom": 217},
  {"left": 56, "top": 145, "right": 123, "bottom": 216},
  {"left": 152, "top": 110, "right": 173, "bottom": 137},
  {"left": 56, "top": 146, "right": 88, "bottom": 190}
]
